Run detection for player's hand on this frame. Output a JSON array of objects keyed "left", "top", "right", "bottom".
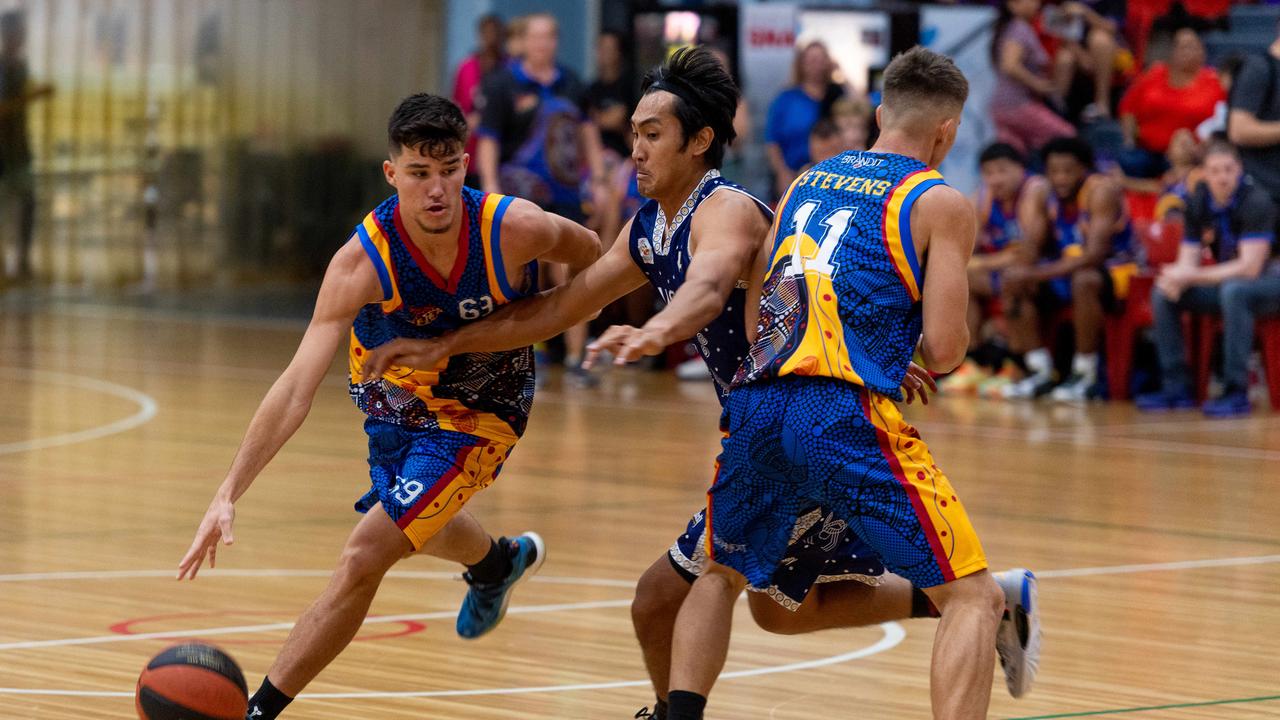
[
  {"left": 1000, "top": 265, "right": 1035, "bottom": 294},
  {"left": 177, "top": 496, "right": 236, "bottom": 580},
  {"left": 361, "top": 337, "right": 451, "bottom": 382},
  {"left": 900, "top": 362, "right": 938, "bottom": 405},
  {"left": 583, "top": 325, "right": 666, "bottom": 368}
]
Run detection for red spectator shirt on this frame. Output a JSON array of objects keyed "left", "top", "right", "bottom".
[{"left": 1118, "top": 63, "right": 1224, "bottom": 154}]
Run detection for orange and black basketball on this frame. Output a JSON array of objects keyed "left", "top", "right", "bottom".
[{"left": 135, "top": 642, "right": 248, "bottom": 720}]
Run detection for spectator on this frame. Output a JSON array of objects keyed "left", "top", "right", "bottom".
[
  {"left": 0, "top": 10, "right": 51, "bottom": 283},
  {"left": 452, "top": 14, "right": 505, "bottom": 188},
  {"left": 1145, "top": 128, "right": 1204, "bottom": 220},
  {"left": 765, "top": 40, "right": 845, "bottom": 199},
  {"left": 1044, "top": 0, "right": 1126, "bottom": 121},
  {"left": 1000, "top": 136, "right": 1134, "bottom": 401},
  {"left": 1136, "top": 141, "right": 1279, "bottom": 417},
  {"left": 830, "top": 96, "right": 871, "bottom": 153},
  {"left": 584, "top": 29, "right": 637, "bottom": 163},
  {"left": 1227, "top": 22, "right": 1280, "bottom": 209},
  {"left": 1117, "top": 27, "right": 1223, "bottom": 178},
  {"left": 942, "top": 143, "right": 1049, "bottom": 395},
  {"left": 476, "top": 13, "right": 604, "bottom": 384},
  {"left": 991, "top": 0, "right": 1076, "bottom": 155},
  {"left": 805, "top": 118, "right": 845, "bottom": 167}
]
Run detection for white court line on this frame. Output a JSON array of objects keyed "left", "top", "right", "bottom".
[
  {"left": 0, "top": 568, "right": 634, "bottom": 589},
  {"left": 0, "top": 624, "right": 905, "bottom": 699},
  {"left": 0, "top": 368, "right": 158, "bottom": 455},
  {"left": 0, "top": 598, "right": 634, "bottom": 652},
  {"left": 1035, "top": 553, "right": 1280, "bottom": 579}
]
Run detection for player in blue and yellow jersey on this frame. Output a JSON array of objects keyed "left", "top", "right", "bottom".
[
  {"left": 1000, "top": 136, "right": 1136, "bottom": 402},
  {"left": 176, "top": 94, "right": 600, "bottom": 720},
  {"left": 943, "top": 143, "right": 1048, "bottom": 394},
  {"left": 363, "top": 48, "right": 1039, "bottom": 718},
  {"left": 658, "top": 48, "right": 1027, "bottom": 720}
]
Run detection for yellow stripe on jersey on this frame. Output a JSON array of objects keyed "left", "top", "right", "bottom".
[
  {"left": 883, "top": 170, "right": 942, "bottom": 301},
  {"left": 480, "top": 193, "right": 509, "bottom": 304},
  {"left": 361, "top": 213, "right": 404, "bottom": 313}
]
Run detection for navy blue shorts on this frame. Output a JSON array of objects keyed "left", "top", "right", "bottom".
[
  {"left": 669, "top": 507, "right": 884, "bottom": 610},
  {"left": 707, "top": 377, "right": 988, "bottom": 591}
]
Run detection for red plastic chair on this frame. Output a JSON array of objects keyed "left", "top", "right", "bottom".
[
  {"left": 1193, "top": 315, "right": 1280, "bottom": 410},
  {"left": 1105, "top": 218, "right": 1183, "bottom": 400}
]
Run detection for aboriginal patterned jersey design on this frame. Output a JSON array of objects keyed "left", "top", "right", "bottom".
[
  {"left": 628, "top": 170, "right": 773, "bottom": 400},
  {"left": 1047, "top": 174, "right": 1134, "bottom": 262},
  {"left": 734, "top": 151, "right": 945, "bottom": 400},
  {"left": 348, "top": 188, "right": 537, "bottom": 443}
]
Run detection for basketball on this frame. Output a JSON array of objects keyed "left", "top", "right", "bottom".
[{"left": 135, "top": 643, "right": 248, "bottom": 720}]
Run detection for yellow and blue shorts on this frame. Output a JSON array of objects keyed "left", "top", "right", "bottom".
[
  {"left": 355, "top": 418, "right": 512, "bottom": 550},
  {"left": 707, "top": 377, "right": 987, "bottom": 590}
]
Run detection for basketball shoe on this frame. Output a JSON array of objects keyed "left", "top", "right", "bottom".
[
  {"left": 456, "top": 532, "right": 546, "bottom": 639},
  {"left": 994, "top": 568, "right": 1041, "bottom": 698}
]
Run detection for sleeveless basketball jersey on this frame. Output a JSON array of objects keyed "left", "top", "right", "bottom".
[
  {"left": 735, "top": 151, "right": 944, "bottom": 399},
  {"left": 1047, "top": 174, "right": 1134, "bottom": 262},
  {"left": 628, "top": 169, "right": 773, "bottom": 399},
  {"left": 348, "top": 187, "right": 537, "bottom": 443}
]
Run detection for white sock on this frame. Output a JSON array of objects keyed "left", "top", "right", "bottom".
[
  {"left": 1073, "top": 353, "right": 1098, "bottom": 384},
  {"left": 1025, "top": 348, "right": 1052, "bottom": 379}
]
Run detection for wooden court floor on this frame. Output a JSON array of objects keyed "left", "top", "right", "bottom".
[{"left": 2, "top": 303, "right": 1279, "bottom": 719}]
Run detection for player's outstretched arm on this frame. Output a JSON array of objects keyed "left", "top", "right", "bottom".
[
  {"left": 917, "top": 186, "right": 977, "bottom": 373},
  {"left": 177, "top": 239, "right": 380, "bottom": 580},
  {"left": 361, "top": 203, "right": 644, "bottom": 378},
  {"left": 587, "top": 191, "right": 768, "bottom": 366}
]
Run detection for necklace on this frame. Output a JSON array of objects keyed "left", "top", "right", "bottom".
[{"left": 652, "top": 169, "right": 719, "bottom": 256}]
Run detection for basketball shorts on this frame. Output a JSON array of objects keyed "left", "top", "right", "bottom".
[
  {"left": 1042, "top": 260, "right": 1138, "bottom": 309},
  {"left": 669, "top": 506, "right": 885, "bottom": 610},
  {"left": 355, "top": 418, "right": 512, "bottom": 550},
  {"left": 707, "top": 377, "right": 988, "bottom": 591}
]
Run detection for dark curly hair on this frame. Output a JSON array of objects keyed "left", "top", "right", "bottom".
[{"left": 386, "top": 93, "right": 468, "bottom": 159}]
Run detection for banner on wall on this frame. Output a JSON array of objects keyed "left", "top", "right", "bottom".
[{"left": 921, "top": 4, "right": 998, "bottom": 196}]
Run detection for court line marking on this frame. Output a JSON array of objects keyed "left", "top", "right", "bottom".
[
  {"left": 0, "top": 568, "right": 907, "bottom": 699},
  {"left": 0, "top": 368, "right": 158, "bottom": 455},
  {"left": 3, "top": 551, "right": 1280, "bottom": 699},
  {"left": 1005, "top": 693, "right": 1280, "bottom": 719},
  {"left": 0, "top": 625, "right": 906, "bottom": 700}
]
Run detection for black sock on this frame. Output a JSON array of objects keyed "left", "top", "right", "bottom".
[
  {"left": 910, "top": 587, "right": 941, "bottom": 618},
  {"left": 246, "top": 677, "right": 292, "bottom": 720},
  {"left": 666, "top": 690, "right": 707, "bottom": 720},
  {"left": 465, "top": 537, "right": 513, "bottom": 584}
]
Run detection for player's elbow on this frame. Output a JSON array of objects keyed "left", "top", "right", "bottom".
[{"left": 920, "top": 332, "right": 968, "bottom": 373}]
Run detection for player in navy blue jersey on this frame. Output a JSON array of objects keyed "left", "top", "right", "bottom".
[{"left": 363, "top": 48, "right": 1038, "bottom": 718}]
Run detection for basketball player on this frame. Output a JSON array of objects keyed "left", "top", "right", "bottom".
[
  {"left": 175, "top": 94, "right": 600, "bottom": 720},
  {"left": 1001, "top": 136, "right": 1135, "bottom": 402},
  {"left": 658, "top": 47, "right": 1005, "bottom": 720},
  {"left": 362, "top": 48, "right": 1039, "bottom": 718}
]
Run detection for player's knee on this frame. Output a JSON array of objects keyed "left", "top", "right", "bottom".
[
  {"left": 630, "top": 566, "right": 687, "bottom": 635},
  {"left": 1072, "top": 268, "right": 1102, "bottom": 294},
  {"left": 335, "top": 543, "right": 394, "bottom": 591}
]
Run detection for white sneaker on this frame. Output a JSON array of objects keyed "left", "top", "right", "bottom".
[
  {"left": 1002, "top": 375, "right": 1049, "bottom": 400},
  {"left": 994, "top": 568, "right": 1041, "bottom": 698},
  {"left": 1049, "top": 374, "right": 1091, "bottom": 403}
]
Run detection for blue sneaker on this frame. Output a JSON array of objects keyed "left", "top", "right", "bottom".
[
  {"left": 456, "top": 532, "right": 546, "bottom": 639},
  {"left": 1202, "top": 391, "right": 1251, "bottom": 418},
  {"left": 1134, "top": 388, "right": 1196, "bottom": 411}
]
